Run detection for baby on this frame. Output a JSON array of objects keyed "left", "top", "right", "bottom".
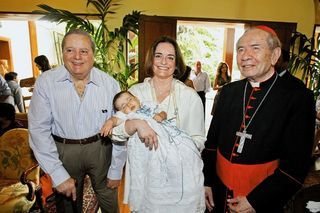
[{"left": 100, "top": 91, "right": 167, "bottom": 137}]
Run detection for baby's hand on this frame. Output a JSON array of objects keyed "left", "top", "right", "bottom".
[
  {"left": 100, "top": 120, "right": 114, "bottom": 137},
  {"left": 153, "top": 111, "right": 167, "bottom": 123},
  {"left": 153, "top": 114, "right": 163, "bottom": 122}
]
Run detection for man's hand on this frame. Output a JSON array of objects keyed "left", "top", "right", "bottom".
[
  {"left": 205, "top": 186, "right": 215, "bottom": 212},
  {"left": 55, "top": 177, "right": 77, "bottom": 201},
  {"left": 106, "top": 178, "right": 121, "bottom": 189},
  {"left": 227, "top": 196, "right": 256, "bottom": 213}
]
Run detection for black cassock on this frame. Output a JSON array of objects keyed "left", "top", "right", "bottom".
[{"left": 202, "top": 72, "right": 315, "bottom": 213}]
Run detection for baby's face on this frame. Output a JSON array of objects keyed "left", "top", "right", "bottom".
[{"left": 115, "top": 92, "right": 140, "bottom": 114}]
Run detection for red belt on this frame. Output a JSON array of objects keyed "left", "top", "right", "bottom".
[{"left": 216, "top": 149, "right": 279, "bottom": 197}]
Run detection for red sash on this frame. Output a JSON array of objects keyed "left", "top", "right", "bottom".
[{"left": 216, "top": 149, "right": 279, "bottom": 197}]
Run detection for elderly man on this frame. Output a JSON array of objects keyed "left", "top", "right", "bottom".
[
  {"left": 29, "top": 29, "right": 126, "bottom": 212},
  {"left": 202, "top": 26, "right": 315, "bottom": 213}
]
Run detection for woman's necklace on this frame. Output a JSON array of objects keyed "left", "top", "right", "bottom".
[
  {"left": 150, "top": 79, "right": 179, "bottom": 126},
  {"left": 236, "top": 74, "right": 278, "bottom": 153}
]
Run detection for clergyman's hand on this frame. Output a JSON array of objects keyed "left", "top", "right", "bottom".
[
  {"left": 227, "top": 196, "right": 256, "bottom": 213},
  {"left": 55, "top": 177, "right": 77, "bottom": 201},
  {"left": 205, "top": 186, "right": 215, "bottom": 212}
]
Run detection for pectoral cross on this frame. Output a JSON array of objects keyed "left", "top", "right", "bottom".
[{"left": 236, "top": 130, "right": 252, "bottom": 153}]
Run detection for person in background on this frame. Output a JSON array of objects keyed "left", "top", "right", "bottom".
[
  {"left": 4, "top": 72, "right": 25, "bottom": 113},
  {"left": 0, "top": 102, "right": 23, "bottom": 136},
  {"left": 0, "top": 75, "right": 14, "bottom": 105},
  {"left": 111, "top": 36, "right": 206, "bottom": 212},
  {"left": 0, "top": 59, "right": 9, "bottom": 77},
  {"left": 179, "top": 65, "right": 195, "bottom": 88},
  {"left": 211, "top": 62, "right": 231, "bottom": 115},
  {"left": 34, "top": 55, "right": 51, "bottom": 73},
  {"left": 212, "top": 62, "right": 231, "bottom": 91},
  {"left": 202, "top": 26, "right": 315, "bottom": 213},
  {"left": 28, "top": 29, "right": 125, "bottom": 213},
  {"left": 192, "top": 61, "right": 210, "bottom": 112}
]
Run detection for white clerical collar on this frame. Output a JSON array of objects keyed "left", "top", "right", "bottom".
[{"left": 249, "top": 81, "right": 260, "bottom": 87}]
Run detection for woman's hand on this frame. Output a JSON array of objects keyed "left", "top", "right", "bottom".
[
  {"left": 205, "top": 186, "right": 215, "bottom": 211},
  {"left": 125, "top": 119, "right": 158, "bottom": 150}
]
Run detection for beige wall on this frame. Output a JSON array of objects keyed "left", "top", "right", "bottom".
[
  {"left": 0, "top": 0, "right": 316, "bottom": 36},
  {"left": 314, "top": 0, "right": 320, "bottom": 24}
]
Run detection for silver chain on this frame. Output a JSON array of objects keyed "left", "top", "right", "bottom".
[{"left": 242, "top": 74, "right": 278, "bottom": 131}]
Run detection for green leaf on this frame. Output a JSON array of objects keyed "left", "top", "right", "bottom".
[
  {"left": 32, "top": 1, "right": 140, "bottom": 90},
  {"left": 289, "top": 31, "right": 320, "bottom": 94}
]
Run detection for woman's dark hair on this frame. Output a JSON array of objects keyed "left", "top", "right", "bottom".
[
  {"left": 145, "top": 36, "right": 186, "bottom": 79},
  {"left": 216, "top": 62, "right": 231, "bottom": 77},
  {"left": 179, "top": 65, "right": 192, "bottom": 82},
  {"left": 34, "top": 55, "right": 51, "bottom": 72}
]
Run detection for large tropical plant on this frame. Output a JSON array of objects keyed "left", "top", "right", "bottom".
[
  {"left": 33, "top": 0, "right": 141, "bottom": 90},
  {"left": 288, "top": 31, "right": 320, "bottom": 96}
]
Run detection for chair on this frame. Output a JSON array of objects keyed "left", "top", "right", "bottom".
[
  {"left": 15, "top": 112, "right": 28, "bottom": 128},
  {"left": 19, "top": 77, "right": 36, "bottom": 112},
  {"left": 0, "top": 128, "right": 40, "bottom": 212}
]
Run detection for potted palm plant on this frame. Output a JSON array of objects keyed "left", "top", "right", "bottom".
[
  {"left": 33, "top": 0, "right": 141, "bottom": 90},
  {"left": 288, "top": 31, "right": 320, "bottom": 96}
]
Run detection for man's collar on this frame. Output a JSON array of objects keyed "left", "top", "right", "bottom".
[{"left": 55, "top": 66, "right": 100, "bottom": 86}]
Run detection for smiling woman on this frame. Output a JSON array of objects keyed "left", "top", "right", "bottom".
[{"left": 110, "top": 35, "right": 207, "bottom": 212}]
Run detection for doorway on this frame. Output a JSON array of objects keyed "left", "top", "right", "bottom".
[{"left": 176, "top": 20, "right": 245, "bottom": 131}]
